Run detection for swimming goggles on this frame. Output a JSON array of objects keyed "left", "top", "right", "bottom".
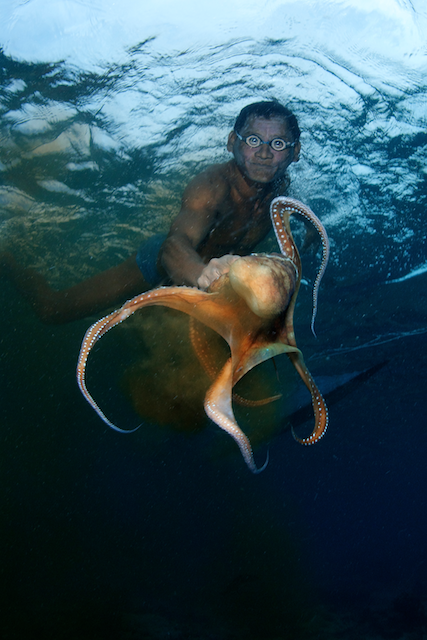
[{"left": 235, "top": 130, "right": 296, "bottom": 151}]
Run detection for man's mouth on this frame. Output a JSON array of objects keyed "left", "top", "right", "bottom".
[{"left": 249, "top": 163, "right": 276, "bottom": 171}]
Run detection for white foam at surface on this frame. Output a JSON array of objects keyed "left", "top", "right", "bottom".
[{"left": 1, "top": 0, "right": 426, "bottom": 74}]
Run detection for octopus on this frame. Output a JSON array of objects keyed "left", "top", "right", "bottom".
[{"left": 77, "top": 197, "right": 330, "bottom": 473}]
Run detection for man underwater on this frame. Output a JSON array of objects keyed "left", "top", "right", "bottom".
[{"left": 1, "top": 100, "right": 303, "bottom": 323}]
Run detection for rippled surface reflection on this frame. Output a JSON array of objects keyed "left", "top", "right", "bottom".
[{"left": 1, "top": 22, "right": 426, "bottom": 287}]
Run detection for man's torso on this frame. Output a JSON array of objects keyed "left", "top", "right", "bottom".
[{"left": 196, "top": 161, "right": 289, "bottom": 260}]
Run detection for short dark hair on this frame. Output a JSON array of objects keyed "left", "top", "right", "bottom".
[{"left": 234, "top": 101, "right": 300, "bottom": 142}]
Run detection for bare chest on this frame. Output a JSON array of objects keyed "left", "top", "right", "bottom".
[{"left": 198, "top": 193, "right": 272, "bottom": 259}]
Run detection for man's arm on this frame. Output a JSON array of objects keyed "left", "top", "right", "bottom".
[{"left": 160, "top": 167, "right": 231, "bottom": 288}]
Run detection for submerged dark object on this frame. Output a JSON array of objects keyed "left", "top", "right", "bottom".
[{"left": 284, "top": 360, "right": 388, "bottom": 435}]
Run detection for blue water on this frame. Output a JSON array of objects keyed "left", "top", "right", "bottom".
[{"left": 1, "top": 1, "right": 427, "bottom": 637}]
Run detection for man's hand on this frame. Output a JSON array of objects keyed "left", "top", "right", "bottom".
[{"left": 197, "top": 254, "right": 240, "bottom": 290}]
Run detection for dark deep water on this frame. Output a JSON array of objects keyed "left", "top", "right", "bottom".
[{"left": 1, "top": 3, "right": 427, "bottom": 638}]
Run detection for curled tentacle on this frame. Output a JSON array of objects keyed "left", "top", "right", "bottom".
[
  {"left": 270, "top": 197, "right": 329, "bottom": 336},
  {"left": 204, "top": 358, "right": 269, "bottom": 473},
  {"left": 77, "top": 287, "right": 181, "bottom": 432},
  {"left": 288, "top": 352, "right": 329, "bottom": 445}
]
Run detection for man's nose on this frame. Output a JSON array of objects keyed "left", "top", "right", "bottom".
[{"left": 255, "top": 142, "right": 273, "bottom": 158}]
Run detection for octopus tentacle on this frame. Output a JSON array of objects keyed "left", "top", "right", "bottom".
[
  {"left": 287, "top": 351, "right": 328, "bottom": 445},
  {"left": 204, "top": 358, "right": 268, "bottom": 474},
  {"left": 270, "top": 197, "right": 329, "bottom": 336},
  {"left": 189, "top": 317, "right": 282, "bottom": 407},
  {"left": 77, "top": 287, "right": 188, "bottom": 432},
  {"left": 77, "top": 309, "right": 141, "bottom": 432}
]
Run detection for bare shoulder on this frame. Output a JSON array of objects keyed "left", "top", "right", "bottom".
[
  {"left": 166, "top": 161, "right": 233, "bottom": 244},
  {"left": 182, "top": 161, "right": 232, "bottom": 207},
  {"left": 189, "top": 161, "right": 231, "bottom": 184}
]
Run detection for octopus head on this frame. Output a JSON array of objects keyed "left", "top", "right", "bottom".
[{"left": 228, "top": 254, "right": 296, "bottom": 319}]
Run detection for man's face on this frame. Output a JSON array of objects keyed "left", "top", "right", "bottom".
[{"left": 227, "top": 115, "right": 300, "bottom": 184}]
